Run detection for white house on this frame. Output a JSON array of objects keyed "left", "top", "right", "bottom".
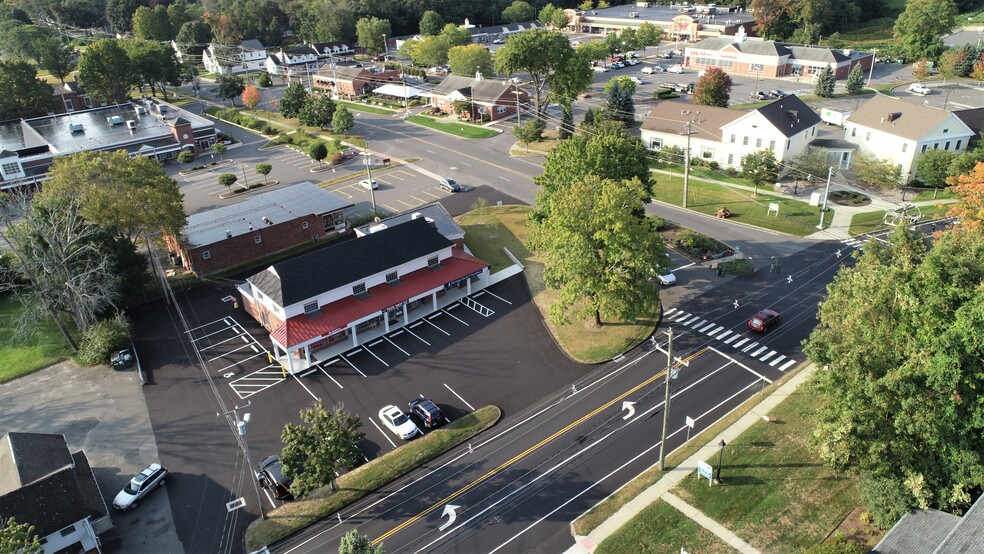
[
  {"left": 640, "top": 94, "right": 821, "bottom": 169},
  {"left": 844, "top": 95, "right": 975, "bottom": 183},
  {"left": 265, "top": 42, "right": 354, "bottom": 81},
  {"left": 201, "top": 39, "right": 267, "bottom": 75}
]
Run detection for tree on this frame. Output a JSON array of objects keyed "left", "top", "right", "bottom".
[
  {"left": 411, "top": 35, "right": 453, "bottom": 67},
  {"left": 793, "top": 147, "right": 834, "bottom": 180},
  {"left": 35, "top": 36, "right": 75, "bottom": 85},
  {"left": 973, "top": 58, "right": 984, "bottom": 88},
  {"left": 356, "top": 17, "right": 391, "bottom": 57},
  {"left": 241, "top": 85, "right": 261, "bottom": 110},
  {"left": 216, "top": 73, "right": 245, "bottom": 106},
  {"left": 602, "top": 80, "right": 634, "bottom": 123},
  {"left": 178, "top": 150, "right": 195, "bottom": 169},
  {"left": 845, "top": 62, "right": 864, "bottom": 94},
  {"left": 852, "top": 151, "right": 902, "bottom": 188},
  {"left": 741, "top": 149, "right": 781, "bottom": 195},
  {"left": 41, "top": 150, "right": 186, "bottom": 241},
  {"left": 494, "top": 29, "right": 577, "bottom": 121},
  {"left": 332, "top": 105, "right": 354, "bottom": 134},
  {"left": 211, "top": 141, "right": 227, "bottom": 161},
  {"left": 105, "top": 0, "right": 142, "bottom": 33},
  {"left": 203, "top": 12, "right": 243, "bottom": 46},
  {"left": 804, "top": 225, "right": 984, "bottom": 526},
  {"left": 124, "top": 39, "right": 182, "bottom": 100},
  {"left": 750, "top": 0, "right": 798, "bottom": 41},
  {"left": 218, "top": 172, "right": 238, "bottom": 192},
  {"left": 579, "top": 0, "right": 594, "bottom": 10},
  {"left": 915, "top": 148, "right": 957, "bottom": 190},
  {"left": 339, "top": 529, "right": 384, "bottom": 554},
  {"left": 419, "top": 10, "right": 443, "bottom": 36},
  {"left": 280, "top": 400, "right": 365, "bottom": 495},
  {"left": 912, "top": 58, "right": 931, "bottom": 82},
  {"left": 132, "top": 5, "right": 172, "bottom": 41},
  {"left": 0, "top": 60, "right": 55, "bottom": 121},
  {"left": 559, "top": 104, "right": 574, "bottom": 139},
  {"left": 0, "top": 517, "right": 42, "bottom": 554},
  {"left": 440, "top": 23, "right": 473, "bottom": 48},
  {"left": 603, "top": 76, "right": 637, "bottom": 96},
  {"left": 448, "top": 44, "right": 494, "bottom": 77},
  {"left": 513, "top": 119, "right": 546, "bottom": 152},
  {"left": 893, "top": 0, "right": 957, "bottom": 61},
  {"left": 255, "top": 163, "right": 272, "bottom": 184},
  {"left": 692, "top": 67, "right": 732, "bottom": 107},
  {"left": 946, "top": 161, "right": 984, "bottom": 232},
  {"left": 77, "top": 38, "right": 133, "bottom": 103},
  {"left": 502, "top": 1, "right": 535, "bottom": 24},
  {"left": 635, "top": 22, "right": 665, "bottom": 56},
  {"left": 581, "top": 107, "right": 596, "bottom": 128},
  {"left": 176, "top": 21, "right": 212, "bottom": 56},
  {"left": 814, "top": 64, "right": 835, "bottom": 97},
  {"left": 539, "top": 3, "right": 568, "bottom": 30},
  {"left": 279, "top": 81, "right": 309, "bottom": 119},
  {"left": 938, "top": 48, "right": 968, "bottom": 81},
  {"left": 309, "top": 141, "right": 328, "bottom": 167},
  {"left": 530, "top": 175, "right": 668, "bottom": 327},
  {"left": 299, "top": 94, "right": 337, "bottom": 128}
]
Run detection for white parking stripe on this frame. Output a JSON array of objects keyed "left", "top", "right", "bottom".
[
  {"left": 444, "top": 383, "right": 476, "bottom": 411},
  {"left": 732, "top": 338, "right": 749, "bottom": 348},
  {"left": 480, "top": 290, "right": 513, "bottom": 305},
  {"left": 340, "top": 354, "right": 367, "bottom": 377},
  {"left": 442, "top": 308, "right": 469, "bottom": 326},
  {"left": 318, "top": 366, "right": 344, "bottom": 388},
  {"left": 423, "top": 317, "right": 451, "bottom": 336},
  {"left": 369, "top": 417, "right": 398, "bottom": 449},
  {"left": 361, "top": 344, "right": 389, "bottom": 367},
  {"left": 779, "top": 359, "right": 796, "bottom": 371},
  {"left": 717, "top": 330, "right": 733, "bottom": 341},
  {"left": 742, "top": 342, "right": 759, "bottom": 353},
  {"left": 384, "top": 336, "right": 410, "bottom": 356},
  {"left": 759, "top": 351, "right": 776, "bottom": 362},
  {"left": 404, "top": 326, "right": 430, "bottom": 345},
  {"left": 769, "top": 355, "right": 787, "bottom": 367}
]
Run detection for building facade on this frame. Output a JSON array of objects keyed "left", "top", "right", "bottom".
[
  {"left": 428, "top": 72, "right": 528, "bottom": 123},
  {"left": 563, "top": 5, "right": 755, "bottom": 40},
  {"left": 201, "top": 40, "right": 268, "bottom": 75},
  {"left": 312, "top": 65, "right": 403, "bottom": 99}
]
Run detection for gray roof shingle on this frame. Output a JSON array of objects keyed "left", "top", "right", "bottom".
[
  {"left": 430, "top": 75, "right": 515, "bottom": 104},
  {"left": 641, "top": 102, "right": 744, "bottom": 142},
  {"left": 846, "top": 95, "right": 970, "bottom": 141},
  {"left": 755, "top": 94, "right": 822, "bottom": 138}
]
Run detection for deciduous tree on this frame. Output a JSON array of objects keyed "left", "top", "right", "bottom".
[
  {"left": 211, "top": 141, "right": 227, "bottom": 161},
  {"left": 411, "top": 35, "right": 452, "bottom": 68},
  {"left": 308, "top": 141, "right": 328, "bottom": 167},
  {"left": 35, "top": 36, "right": 75, "bottom": 85},
  {"left": 502, "top": 1, "right": 535, "bottom": 24},
  {"left": 513, "top": 119, "right": 545, "bottom": 152},
  {"left": 448, "top": 44, "right": 494, "bottom": 77},
  {"left": 0, "top": 60, "right": 55, "bottom": 120},
  {"left": 332, "top": 105, "right": 354, "bottom": 134},
  {"left": 0, "top": 517, "right": 42, "bottom": 554},
  {"left": 131, "top": 5, "right": 172, "bottom": 41},
  {"left": 356, "top": 17, "right": 391, "bottom": 57},
  {"left": 912, "top": 58, "right": 931, "bottom": 82},
  {"left": 279, "top": 81, "right": 309, "bottom": 119},
  {"left": 298, "top": 94, "right": 336, "bottom": 128},
  {"left": 741, "top": 149, "right": 780, "bottom": 195},
  {"left": 105, "top": 0, "right": 142, "bottom": 33},
  {"left": 938, "top": 47, "right": 967, "bottom": 81},
  {"left": 793, "top": 147, "right": 834, "bottom": 180},
  {"left": 915, "top": 148, "right": 957, "bottom": 189},
  {"left": 176, "top": 20, "right": 212, "bottom": 56},
  {"left": 77, "top": 38, "right": 133, "bottom": 103},
  {"left": 973, "top": 57, "right": 984, "bottom": 88},
  {"left": 280, "top": 400, "right": 365, "bottom": 495},
  {"left": 814, "top": 64, "right": 835, "bottom": 97},
  {"left": 852, "top": 151, "right": 902, "bottom": 188},
  {"left": 124, "top": 39, "right": 182, "bottom": 99},
  {"left": 419, "top": 10, "right": 443, "bottom": 36},
  {"left": 693, "top": 67, "right": 732, "bottom": 107},
  {"left": 241, "top": 85, "right": 261, "bottom": 110},
  {"left": 946, "top": 161, "right": 984, "bottom": 232},
  {"left": 338, "top": 529, "right": 383, "bottom": 554},
  {"left": 255, "top": 163, "right": 272, "bottom": 184},
  {"left": 218, "top": 172, "right": 238, "bottom": 192},
  {"left": 216, "top": 73, "right": 245, "bottom": 106},
  {"left": 893, "top": 0, "right": 957, "bottom": 61},
  {"left": 440, "top": 23, "right": 472, "bottom": 47},
  {"left": 530, "top": 175, "right": 669, "bottom": 327},
  {"left": 494, "top": 29, "right": 577, "bottom": 121},
  {"left": 635, "top": 22, "right": 665, "bottom": 56}
]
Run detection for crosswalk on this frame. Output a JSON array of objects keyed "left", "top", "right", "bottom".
[{"left": 663, "top": 307, "right": 798, "bottom": 372}]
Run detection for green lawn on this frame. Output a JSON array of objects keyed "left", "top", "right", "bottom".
[
  {"left": 0, "top": 296, "right": 75, "bottom": 382},
  {"left": 849, "top": 203, "right": 950, "bottom": 235},
  {"left": 337, "top": 101, "right": 395, "bottom": 115},
  {"left": 596, "top": 499, "right": 732, "bottom": 554},
  {"left": 911, "top": 188, "right": 955, "bottom": 202},
  {"left": 651, "top": 174, "right": 830, "bottom": 236},
  {"left": 405, "top": 115, "right": 499, "bottom": 139}
]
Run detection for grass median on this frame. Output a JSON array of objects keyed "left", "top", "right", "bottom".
[
  {"left": 405, "top": 115, "right": 499, "bottom": 139},
  {"left": 849, "top": 203, "right": 950, "bottom": 235},
  {"left": 244, "top": 406, "right": 501, "bottom": 551},
  {"left": 0, "top": 296, "right": 75, "bottom": 383}
]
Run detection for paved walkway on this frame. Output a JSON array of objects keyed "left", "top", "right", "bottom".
[{"left": 565, "top": 364, "right": 817, "bottom": 554}]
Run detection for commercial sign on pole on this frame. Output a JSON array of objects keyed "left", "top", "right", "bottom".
[{"left": 697, "top": 460, "right": 714, "bottom": 485}]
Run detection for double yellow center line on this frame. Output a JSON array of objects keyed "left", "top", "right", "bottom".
[{"left": 372, "top": 347, "right": 707, "bottom": 546}]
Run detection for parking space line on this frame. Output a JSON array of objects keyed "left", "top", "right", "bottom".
[
  {"left": 444, "top": 383, "right": 476, "bottom": 411},
  {"left": 290, "top": 372, "right": 320, "bottom": 401},
  {"left": 404, "top": 326, "right": 431, "bottom": 345},
  {"left": 478, "top": 290, "right": 512, "bottom": 305},
  {"left": 410, "top": 195, "right": 427, "bottom": 203},
  {"left": 397, "top": 199, "right": 414, "bottom": 208},
  {"left": 384, "top": 336, "right": 410, "bottom": 356},
  {"left": 207, "top": 342, "right": 255, "bottom": 362},
  {"left": 198, "top": 333, "right": 247, "bottom": 351},
  {"left": 421, "top": 190, "right": 441, "bottom": 199},
  {"left": 318, "top": 366, "right": 344, "bottom": 388},
  {"left": 423, "top": 317, "right": 451, "bottom": 336},
  {"left": 362, "top": 343, "right": 390, "bottom": 367},
  {"left": 441, "top": 308, "right": 469, "bottom": 326},
  {"left": 190, "top": 325, "right": 240, "bottom": 342},
  {"left": 369, "top": 417, "right": 398, "bottom": 449},
  {"left": 383, "top": 203, "right": 400, "bottom": 212},
  {"left": 184, "top": 318, "right": 228, "bottom": 334},
  {"left": 340, "top": 354, "right": 368, "bottom": 377},
  {"left": 215, "top": 351, "right": 269, "bottom": 373}
]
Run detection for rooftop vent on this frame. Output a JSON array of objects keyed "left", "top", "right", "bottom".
[
  {"left": 411, "top": 212, "right": 422, "bottom": 220},
  {"left": 226, "top": 230, "right": 232, "bottom": 238},
  {"left": 68, "top": 122, "right": 84, "bottom": 133},
  {"left": 107, "top": 115, "right": 125, "bottom": 126},
  {"left": 887, "top": 112, "right": 901, "bottom": 122}
]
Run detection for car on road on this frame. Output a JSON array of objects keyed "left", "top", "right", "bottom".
[
  {"left": 660, "top": 52, "right": 674, "bottom": 59},
  {"left": 360, "top": 179, "right": 379, "bottom": 190},
  {"left": 748, "top": 309, "right": 780, "bottom": 332},
  {"left": 439, "top": 178, "right": 461, "bottom": 192},
  {"left": 642, "top": 66, "right": 664, "bottom": 74},
  {"left": 379, "top": 405, "right": 421, "bottom": 440},
  {"left": 769, "top": 89, "right": 788, "bottom": 98},
  {"left": 629, "top": 76, "right": 643, "bottom": 85},
  {"left": 409, "top": 396, "right": 446, "bottom": 428},
  {"left": 113, "top": 463, "right": 169, "bottom": 511},
  {"left": 907, "top": 83, "right": 931, "bottom": 95},
  {"left": 667, "top": 65, "right": 686, "bottom": 73},
  {"left": 658, "top": 271, "right": 677, "bottom": 286},
  {"left": 257, "top": 455, "right": 293, "bottom": 501}
]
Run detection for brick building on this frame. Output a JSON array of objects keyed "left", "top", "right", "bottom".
[
  {"left": 164, "top": 182, "right": 351, "bottom": 275},
  {"left": 428, "top": 72, "right": 529, "bottom": 123},
  {"left": 312, "top": 65, "right": 403, "bottom": 99}
]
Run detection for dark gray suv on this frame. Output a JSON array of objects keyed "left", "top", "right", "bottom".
[
  {"left": 409, "top": 397, "right": 446, "bottom": 428},
  {"left": 257, "top": 455, "right": 293, "bottom": 501}
]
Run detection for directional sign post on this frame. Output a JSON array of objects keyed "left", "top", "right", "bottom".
[
  {"left": 685, "top": 416, "right": 695, "bottom": 442},
  {"left": 621, "top": 401, "right": 636, "bottom": 420},
  {"left": 439, "top": 504, "right": 460, "bottom": 531}
]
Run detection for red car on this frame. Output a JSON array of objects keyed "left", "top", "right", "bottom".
[{"left": 748, "top": 309, "right": 780, "bottom": 332}]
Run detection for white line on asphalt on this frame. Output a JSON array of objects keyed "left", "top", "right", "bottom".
[
  {"left": 779, "top": 359, "right": 796, "bottom": 371},
  {"left": 318, "top": 366, "right": 343, "bottom": 388},
  {"left": 197, "top": 333, "right": 245, "bottom": 351},
  {"left": 707, "top": 326, "right": 724, "bottom": 337},
  {"left": 188, "top": 325, "right": 239, "bottom": 341},
  {"left": 426, "top": 149, "right": 436, "bottom": 154},
  {"left": 498, "top": 176, "right": 510, "bottom": 181},
  {"left": 384, "top": 336, "right": 410, "bottom": 356},
  {"left": 207, "top": 342, "right": 254, "bottom": 362},
  {"left": 404, "top": 326, "right": 430, "bottom": 345},
  {"left": 240, "top": 334, "right": 250, "bottom": 344},
  {"left": 664, "top": 307, "right": 679, "bottom": 315},
  {"left": 361, "top": 344, "right": 389, "bottom": 367},
  {"left": 672, "top": 311, "right": 691, "bottom": 321},
  {"left": 699, "top": 323, "right": 716, "bottom": 333},
  {"left": 214, "top": 351, "right": 269, "bottom": 373},
  {"left": 340, "top": 354, "right": 367, "bottom": 377},
  {"left": 750, "top": 346, "right": 768, "bottom": 357},
  {"left": 717, "top": 330, "right": 733, "bottom": 341},
  {"left": 444, "top": 383, "right": 476, "bottom": 411},
  {"left": 369, "top": 339, "right": 385, "bottom": 347},
  {"left": 732, "top": 337, "right": 749, "bottom": 348},
  {"left": 723, "top": 333, "right": 739, "bottom": 344},
  {"left": 369, "top": 417, "right": 398, "bottom": 449},
  {"left": 680, "top": 316, "right": 698, "bottom": 325},
  {"left": 742, "top": 342, "right": 759, "bottom": 353},
  {"left": 479, "top": 290, "right": 512, "bottom": 305},
  {"left": 441, "top": 308, "right": 469, "bottom": 326},
  {"left": 759, "top": 351, "right": 776, "bottom": 362},
  {"left": 423, "top": 317, "right": 451, "bottom": 336},
  {"left": 769, "top": 354, "right": 786, "bottom": 367},
  {"left": 290, "top": 371, "right": 319, "bottom": 401}
]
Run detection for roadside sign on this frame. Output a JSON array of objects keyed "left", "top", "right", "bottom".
[
  {"left": 685, "top": 416, "right": 695, "bottom": 442},
  {"left": 697, "top": 460, "right": 713, "bottom": 485}
]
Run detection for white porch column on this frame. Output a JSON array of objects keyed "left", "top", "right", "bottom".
[
  {"left": 304, "top": 345, "right": 311, "bottom": 365},
  {"left": 466, "top": 279, "right": 472, "bottom": 295},
  {"left": 432, "top": 291, "right": 438, "bottom": 311},
  {"left": 384, "top": 313, "right": 390, "bottom": 333},
  {"left": 350, "top": 323, "right": 359, "bottom": 347},
  {"left": 404, "top": 305, "right": 410, "bottom": 325},
  {"left": 285, "top": 351, "right": 295, "bottom": 375}
]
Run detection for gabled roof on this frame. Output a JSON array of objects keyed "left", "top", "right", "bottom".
[
  {"left": 953, "top": 108, "right": 984, "bottom": 142},
  {"left": 0, "top": 433, "right": 74, "bottom": 494},
  {"left": 354, "top": 202, "right": 464, "bottom": 241},
  {"left": 310, "top": 41, "right": 354, "bottom": 55},
  {"left": 241, "top": 39, "right": 266, "bottom": 51},
  {"left": 690, "top": 37, "right": 791, "bottom": 58},
  {"left": 751, "top": 94, "right": 822, "bottom": 138},
  {"left": 641, "top": 101, "right": 744, "bottom": 142},
  {"left": 248, "top": 216, "right": 454, "bottom": 307},
  {"left": 430, "top": 75, "right": 516, "bottom": 104},
  {"left": 846, "top": 95, "right": 973, "bottom": 141},
  {"left": 786, "top": 45, "right": 848, "bottom": 64}
]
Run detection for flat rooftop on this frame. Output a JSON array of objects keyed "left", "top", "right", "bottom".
[{"left": 582, "top": 4, "right": 755, "bottom": 26}]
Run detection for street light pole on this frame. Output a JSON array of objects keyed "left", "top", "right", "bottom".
[
  {"left": 682, "top": 120, "right": 697, "bottom": 208},
  {"left": 220, "top": 402, "right": 265, "bottom": 519},
  {"left": 381, "top": 33, "right": 387, "bottom": 61},
  {"left": 361, "top": 151, "right": 377, "bottom": 215},
  {"left": 716, "top": 439, "right": 726, "bottom": 482},
  {"left": 867, "top": 48, "right": 877, "bottom": 88},
  {"left": 658, "top": 327, "right": 674, "bottom": 471},
  {"left": 817, "top": 166, "right": 833, "bottom": 230},
  {"left": 241, "top": 162, "right": 249, "bottom": 189}
]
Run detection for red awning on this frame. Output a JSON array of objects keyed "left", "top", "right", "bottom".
[{"left": 271, "top": 249, "right": 487, "bottom": 349}]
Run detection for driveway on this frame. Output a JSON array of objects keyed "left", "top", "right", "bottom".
[{"left": 0, "top": 362, "right": 183, "bottom": 554}]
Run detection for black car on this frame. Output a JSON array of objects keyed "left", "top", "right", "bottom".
[
  {"left": 257, "top": 455, "right": 293, "bottom": 501},
  {"left": 409, "top": 396, "right": 446, "bottom": 428}
]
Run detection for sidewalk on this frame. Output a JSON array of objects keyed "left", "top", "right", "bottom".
[{"left": 565, "top": 364, "right": 817, "bottom": 554}]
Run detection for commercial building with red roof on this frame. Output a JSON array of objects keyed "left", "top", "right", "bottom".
[{"left": 238, "top": 216, "right": 489, "bottom": 373}]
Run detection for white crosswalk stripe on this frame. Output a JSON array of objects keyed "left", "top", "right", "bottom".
[
  {"left": 733, "top": 337, "right": 749, "bottom": 348},
  {"left": 750, "top": 346, "right": 768, "bottom": 357},
  {"left": 717, "top": 330, "right": 733, "bottom": 341},
  {"left": 664, "top": 308, "right": 680, "bottom": 316},
  {"left": 759, "top": 351, "right": 776, "bottom": 362},
  {"left": 671, "top": 311, "right": 691, "bottom": 321},
  {"left": 706, "top": 325, "right": 724, "bottom": 337},
  {"left": 723, "top": 334, "right": 739, "bottom": 344},
  {"left": 742, "top": 341, "right": 759, "bottom": 353},
  {"left": 699, "top": 323, "right": 716, "bottom": 333},
  {"left": 681, "top": 316, "right": 700, "bottom": 325},
  {"left": 779, "top": 359, "right": 796, "bottom": 371},
  {"left": 689, "top": 319, "right": 707, "bottom": 328},
  {"left": 769, "top": 355, "right": 787, "bottom": 367}
]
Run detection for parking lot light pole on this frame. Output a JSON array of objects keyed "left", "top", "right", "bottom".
[
  {"left": 220, "top": 402, "right": 266, "bottom": 519},
  {"left": 361, "top": 151, "right": 377, "bottom": 215}
]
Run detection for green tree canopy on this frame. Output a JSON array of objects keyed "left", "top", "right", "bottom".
[
  {"left": 124, "top": 39, "right": 182, "bottom": 99},
  {"left": 439, "top": 23, "right": 472, "bottom": 47},
  {"left": 502, "top": 1, "right": 535, "bottom": 24},
  {"left": 893, "top": 0, "right": 957, "bottom": 61},
  {"left": 636, "top": 22, "right": 665, "bottom": 51},
  {"left": 693, "top": 67, "right": 733, "bottom": 107},
  {"left": 218, "top": 172, "right": 238, "bottom": 190},
  {"left": 805, "top": 225, "right": 984, "bottom": 526},
  {"left": 915, "top": 148, "right": 958, "bottom": 189},
  {"left": 308, "top": 141, "right": 328, "bottom": 167},
  {"left": 299, "top": 94, "right": 337, "bottom": 128},
  {"left": 852, "top": 151, "right": 902, "bottom": 188},
  {"left": 216, "top": 73, "right": 245, "bottom": 105},
  {"left": 411, "top": 35, "right": 452, "bottom": 67},
  {"left": 280, "top": 400, "right": 365, "bottom": 495},
  {"left": 339, "top": 529, "right": 384, "bottom": 554},
  {"left": 77, "top": 38, "right": 134, "bottom": 103},
  {"left": 845, "top": 62, "right": 864, "bottom": 94},
  {"left": 131, "top": 5, "right": 173, "bottom": 41},
  {"left": 494, "top": 29, "right": 576, "bottom": 120},
  {"left": 741, "top": 149, "right": 781, "bottom": 194},
  {"left": 513, "top": 119, "right": 546, "bottom": 152},
  {"left": 279, "top": 81, "right": 309, "bottom": 119},
  {"left": 0, "top": 517, "right": 42, "bottom": 554},
  {"left": 814, "top": 64, "right": 835, "bottom": 97},
  {"left": 602, "top": 79, "right": 634, "bottom": 123},
  {"left": 35, "top": 36, "right": 75, "bottom": 85},
  {"left": 255, "top": 163, "right": 272, "bottom": 183},
  {"left": 530, "top": 174, "right": 669, "bottom": 326},
  {"left": 448, "top": 44, "right": 494, "bottom": 77},
  {"left": 0, "top": 60, "right": 55, "bottom": 120},
  {"left": 332, "top": 105, "right": 354, "bottom": 134},
  {"left": 176, "top": 20, "right": 212, "bottom": 56},
  {"left": 356, "top": 17, "right": 391, "bottom": 57},
  {"left": 793, "top": 147, "right": 834, "bottom": 180},
  {"left": 419, "top": 10, "right": 443, "bottom": 36}
]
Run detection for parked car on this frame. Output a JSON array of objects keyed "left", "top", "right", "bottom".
[
  {"left": 113, "top": 463, "right": 168, "bottom": 511},
  {"left": 658, "top": 271, "right": 677, "bottom": 286},
  {"left": 748, "top": 309, "right": 780, "bottom": 332},
  {"left": 629, "top": 76, "right": 643, "bottom": 85},
  {"left": 642, "top": 66, "right": 665, "bottom": 74},
  {"left": 907, "top": 83, "right": 931, "bottom": 95},
  {"left": 257, "top": 455, "right": 293, "bottom": 501},
  {"left": 671, "top": 50, "right": 684, "bottom": 57},
  {"left": 360, "top": 179, "right": 379, "bottom": 190},
  {"left": 493, "top": 38, "right": 505, "bottom": 44},
  {"left": 751, "top": 91, "right": 770, "bottom": 101},
  {"left": 667, "top": 65, "right": 686, "bottom": 74},
  {"left": 409, "top": 396, "right": 446, "bottom": 428},
  {"left": 626, "top": 58, "right": 639, "bottom": 66},
  {"left": 439, "top": 178, "right": 461, "bottom": 192},
  {"left": 769, "top": 89, "right": 788, "bottom": 98},
  {"left": 660, "top": 52, "right": 674, "bottom": 59},
  {"left": 379, "top": 405, "right": 421, "bottom": 440},
  {"left": 593, "top": 65, "right": 609, "bottom": 73}
]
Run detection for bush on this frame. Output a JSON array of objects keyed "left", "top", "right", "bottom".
[
  {"left": 329, "top": 152, "right": 343, "bottom": 164},
  {"left": 675, "top": 229, "right": 720, "bottom": 257},
  {"left": 708, "top": 160, "right": 719, "bottom": 170},
  {"left": 258, "top": 73, "right": 272, "bottom": 87},
  {"left": 76, "top": 314, "right": 132, "bottom": 367},
  {"left": 860, "top": 475, "right": 915, "bottom": 529},
  {"left": 651, "top": 216, "right": 667, "bottom": 231},
  {"left": 718, "top": 258, "right": 754, "bottom": 275},
  {"left": 803, "top": 532, "right": 865, "bottom": 554}
]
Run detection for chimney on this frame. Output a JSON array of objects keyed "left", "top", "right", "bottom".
[{"left": 226, "top": 230, "right": 232, "bottom": 238}]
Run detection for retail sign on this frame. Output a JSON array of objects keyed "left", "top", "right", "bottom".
[
  {"left": 381, "top": 300, "right": 406, "bottom": 314},
  {"left": 445, "top": 270, "right": 483, "bottom": 290}
]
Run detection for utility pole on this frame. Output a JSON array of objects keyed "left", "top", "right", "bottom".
[
  {"left": 867, "top": 49, "right": 877, "bottom": 88},
  {"left": 817, "top": 166, "right": 833, "bottom": 230},
  {"left": 682, "top": 120, "right": 697, "bottom": 208},
  {"left": 220, "top": 402, "right": 265, "bottom": 519},
  {"left": 658, "top": 328, "right": 673, "bottom": 471},
  {"left": 381, "top": 33, "right": 387, "bottom": 62},
  {"left": 361, "top": 151, "right": 377, "bottom": 215},
  {"left": 513, "top": 84, "right": 522, "bottom": 126},
  {"left": 241, "top": 161, "right": 249, "bottom": 189}
]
